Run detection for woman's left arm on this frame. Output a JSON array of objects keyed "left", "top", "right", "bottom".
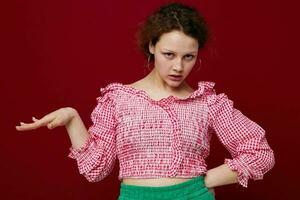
[
  {"left": 205, "top": 91, "right": 275, "bottom": 188},
  {"left": 204, "top": 163, "right": 238, "bottom": 188}
]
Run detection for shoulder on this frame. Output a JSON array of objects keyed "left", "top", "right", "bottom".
[
  {"left": 196, "top": 81, "right": 215, "bottom": 94},
  {"left": 100, "top": 82, "right": 123, "bottom": 95},
  {"left": 190, "top": 81, "right": 216, "bottom": 100},
  {"left": 96, "top": 81, "right": 139, "bottom": 103},
  {"left": 94, "top": 82, "right": 123, "bottom": 103},
  {"left": 198, "top": 81, "right": 233, "bottom": 108}
]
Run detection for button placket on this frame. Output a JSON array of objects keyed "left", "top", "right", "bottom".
[{"left": 158, "top": 102, "right": 183, "bottom": 177}]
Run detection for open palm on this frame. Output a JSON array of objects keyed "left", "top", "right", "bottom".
[{"left": 15, "top": 107, "right": 76, "bottom": 131}]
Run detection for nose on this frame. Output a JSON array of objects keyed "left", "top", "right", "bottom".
[{"left": 173, "top": 58, "right": 183, "bottom": 72}]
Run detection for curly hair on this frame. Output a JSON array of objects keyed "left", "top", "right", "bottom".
[{"left": 136, "top": 2, "right": 210, "bottom": 63}]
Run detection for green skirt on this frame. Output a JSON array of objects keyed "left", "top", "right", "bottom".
[{"left": 118, "top": 176, "right": 215, "bottom": 200}]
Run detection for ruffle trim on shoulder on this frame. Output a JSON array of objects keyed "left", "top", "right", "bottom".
[
  {"left": 99, "top": 82, "right": 121, "bottom": 96},
  {"left": 190, "top": 81, "right": 215, "bottom": 100},
  {"left": 203, "top": 83, "right": 231, "bottom": 106},
  {"left": 96, "top": 82, "right": 122, "bottom": 103}
]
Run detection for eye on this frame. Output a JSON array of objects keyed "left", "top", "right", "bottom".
[
  {"left": 163, "top": 52, "right": 174, "bottom": 59},
  {"left": 184, "top": 54, "right": 195, "bottom": 60}
]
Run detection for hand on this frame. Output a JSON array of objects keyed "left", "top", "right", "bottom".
[
  {"left": 15, "top": 107, "right": 77, "bottom": 131},
  {"left": 208, "top": 187, "right": 215, "bottom": 196}
]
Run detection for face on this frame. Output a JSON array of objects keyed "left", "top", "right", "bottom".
[{"left": 149, "top": 30, "right": 199, "bottom": 89}]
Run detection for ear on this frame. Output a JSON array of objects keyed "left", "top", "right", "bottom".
[{"left": 148, "top": 41, "right": 155, "bottom": 54}]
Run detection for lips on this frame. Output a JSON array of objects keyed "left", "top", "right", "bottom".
[{"left": 168, "top": 75, "right": 182, "bottom": 81}]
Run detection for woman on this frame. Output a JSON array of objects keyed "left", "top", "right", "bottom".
[{"left": 16, "top": 2, "right": 275, "bottom": 200}]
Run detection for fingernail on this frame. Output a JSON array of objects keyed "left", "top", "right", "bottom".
[{"left": 20, "top": 122, "right": 24, "bottom": 125}]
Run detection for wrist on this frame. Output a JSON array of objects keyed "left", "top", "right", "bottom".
[
  {"left": 204, "top": 172, "right": 212, "bottom": 188},
  {"left": 65, "top": 107, "right": 78, "bottom": 124},
  {"left": 66, "top": 106, "right": 77, "bottom": 115}
]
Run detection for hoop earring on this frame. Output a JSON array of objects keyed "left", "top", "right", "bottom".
[
  {"left": 147, "top": 54, "right": 151, "bottom": 71},
  {"left": 196, "top": 57, "right": 202, "bottom": 71}
]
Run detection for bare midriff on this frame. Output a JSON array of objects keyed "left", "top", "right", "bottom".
[{"left": 121, "top": 177, "right": 194, "bottom": 187}]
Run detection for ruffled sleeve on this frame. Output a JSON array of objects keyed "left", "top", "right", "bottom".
[
  {"left": 68, "top": 87, "right": 117, "bottom": 182},
  {"left": 206, "top": 88, "right": 275, "bottom": 187}
]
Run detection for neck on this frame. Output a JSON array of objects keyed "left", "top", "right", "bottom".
[{"left": 145, "top": 69, "right": 187, "bottom": 93}]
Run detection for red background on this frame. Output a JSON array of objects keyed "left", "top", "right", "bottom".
[{"left": 1, "top": 0, "right": 299, "bottom": 199}]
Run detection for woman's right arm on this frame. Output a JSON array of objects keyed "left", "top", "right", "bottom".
[
  {"left": 16, "top": 107, "right": 91, "bottom": 150},
  {"left": 64, "top": 108, "right": 90, "bottom": 149},
  {"left": 16, "top": 92, "right": 118, "bottom": 182}
]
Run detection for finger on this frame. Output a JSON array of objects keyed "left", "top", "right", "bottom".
[
  {"left": 18, "top": 121, "right": 31, "bottom": 125},
  {"left": 47, "top": 117, "right": 60, "bottom": 130},
  {"left": 16, "top": 116, "right": 47, "bottom": 131},
  {"left": 32, "top": 116, "right": 38, "bottom": 122},
  {"left": 16, "top": 110, "right": 59, "bottom": 131},
  {"left": 47, "top": 123, "right": 53, "bottom": 129},
  {"left": 37, "top": 111, "right": 59, "bottom": 127},
  {"left": 16, "top": 121, "right": 41, "bottom": 131},
  {"left": 15, "top": 122, "right": 24, "bottom": 131}
]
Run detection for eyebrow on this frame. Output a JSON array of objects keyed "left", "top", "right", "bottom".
[{"left": 161, "top": 48, "right": 198, "bottom": 54}]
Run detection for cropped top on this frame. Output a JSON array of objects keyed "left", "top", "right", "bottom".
[{"left": 68, "top": 81, "right": 275, "bottom": 188}]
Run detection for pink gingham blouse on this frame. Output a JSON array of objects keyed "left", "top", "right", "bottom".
[{"left": 68, "top": 81, "right": 275, "bottom": 187}]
